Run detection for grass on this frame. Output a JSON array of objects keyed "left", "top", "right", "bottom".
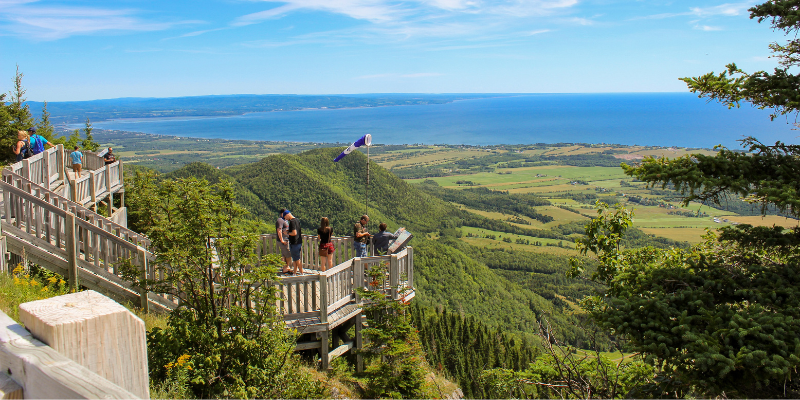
[
  {"left": 0, "top": 264, "right": 70, "bottom": 322},
  {"left": 460, "top": 226, "right": 579, "bottom": 256}
]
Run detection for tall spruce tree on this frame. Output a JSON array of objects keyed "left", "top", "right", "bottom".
[
  {"left": 3, "top": 66, "right": 34, "bottom": 161},
  {"left": 570, "top": 1, "right": 800, "bottom": 397},
  {"left": 81, "top": 118, "right": 99, "bottom": 151},
  {"left": 36, "top": 101, "right": 54, "bottom": 140}
]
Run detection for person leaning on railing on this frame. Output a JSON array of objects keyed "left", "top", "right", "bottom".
[
  {"left": 353, "top": 215, "right": 370, "bottom": 258},
  {"left": 103, "top": 148, "right": 116, "bottom": 165},
  {"left": 372, "top": 223, "right": 398, "bottom": 255}
]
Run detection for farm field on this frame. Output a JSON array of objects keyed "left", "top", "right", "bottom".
[
  {"left": 461, "top": 227, "right": 579, "bottom": 256},
  {"left": 378, "top": 143, "right": 800, "bottom": 249}
]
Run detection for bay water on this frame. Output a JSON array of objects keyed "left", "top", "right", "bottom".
[{"left": 88, "top": 93, "right": 797, "bottom": 148}]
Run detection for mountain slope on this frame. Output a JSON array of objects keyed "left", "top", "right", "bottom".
[{"left": 165, "top": 149, "right": 596, "bottom": 346}]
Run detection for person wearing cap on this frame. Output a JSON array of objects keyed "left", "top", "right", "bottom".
[
  {"left": 27, "top": 127, "right": 54, "bottom": 155},
  {"left": 284, "top": 210, "right": 304, "bottom": 275},
  {"left": 353, "top": 215, "right": 370, "bottom": 258},
  {"left": 275, "top": 209, "right": 292, "bottom": 274}
]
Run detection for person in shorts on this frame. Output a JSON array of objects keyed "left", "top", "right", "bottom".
[
  {"left": 284, "top": 210, "right": 303, "bottom": 275},
  {"left": 276, "top": 209, "right": 292, "bottom": 273},
  {"left": 317, "top": 217, "right": 334, "bottom": 272},
  {"left": 70, "top": 146, "right": 83, "bottom": 178}
]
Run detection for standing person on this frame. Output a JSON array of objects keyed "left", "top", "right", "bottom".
[
  {"left": 13, "top": 130, "right": 29, "bottom": 162},
  {"left": 353, "top": 215, "right": 370, "bottom": 258},
  {"left": 70, "top": 146, "right": 83, "bottom": 178},
  {"left": 373, "top": 223, "right": 399, "bottom": 255},
  {"left": 276, "top": 209, "right": 292, "bottom": 274},
  {"left": 284, "top": 210, "right": 303, "bottom": 275},
  {"left": 27, "top": 127, "right": 54, "bottom": 155},
  {"left": 103, "top": 148, "right": 116, "bottom": 165},
  {"left": 318, "top": 217, "right": 334, "bottom": 272}
]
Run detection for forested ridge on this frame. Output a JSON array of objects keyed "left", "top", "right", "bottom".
[{"left": 155, "top": 147, "right": 625, "bottom": 390}]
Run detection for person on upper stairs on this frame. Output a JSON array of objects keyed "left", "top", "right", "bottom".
[
  {"left": 13, "top": 130, "right": 30, "bottom": 162},
  {"left": 70, "top": 146, "right": 83, "bottom": 178},
  {"left": 27, "top": 127, "right": 54, "bottom": 155}
]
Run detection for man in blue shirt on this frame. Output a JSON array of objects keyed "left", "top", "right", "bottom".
[
  {"left": 27, "top": 127, "right": 55, "bottom": 155},
  {"left": 70, "top": 146, "right": 83, "bottom": 178}
]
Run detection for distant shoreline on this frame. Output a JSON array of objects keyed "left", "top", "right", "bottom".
[{"left": 62, "top": 94, "right": 520, "bottom": 128}]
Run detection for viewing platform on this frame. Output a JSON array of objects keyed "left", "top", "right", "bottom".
[{"left": 0, "top": 148, "right": 416, "bottom": 369}]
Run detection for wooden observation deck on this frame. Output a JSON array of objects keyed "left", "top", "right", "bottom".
[{"left": 0, "top": 148, "right": 416, "bottom": 370}]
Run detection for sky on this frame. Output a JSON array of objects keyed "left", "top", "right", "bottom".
[{"left": 0, "top": 0, "right": 790, "bottom": 101}]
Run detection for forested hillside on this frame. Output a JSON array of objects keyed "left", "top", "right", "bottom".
[{"left": 161, "top": 149, "right": 602, "bottom": 346}]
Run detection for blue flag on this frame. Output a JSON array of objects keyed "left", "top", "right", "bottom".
[{"left": 334, "top": 134, "right": 372, "bottom": 162}]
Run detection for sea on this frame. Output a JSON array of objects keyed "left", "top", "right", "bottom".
[{"left": 86, "top": 93, "right": 798, "bottom": 149}]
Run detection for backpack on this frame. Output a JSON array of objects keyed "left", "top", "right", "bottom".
[
  {"left": 13, "top": 139, "right": 32, "bottom": 159},
  {"left": 29, "top": 135, "right": 45, "bottom": 155}
]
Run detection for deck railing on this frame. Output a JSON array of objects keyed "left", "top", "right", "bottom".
[
  {"left": 9, "top": 145, "right": 64, "bottom": 191},
  {"left": 259, "top": 233, "right": 414, "bottom": 323}
]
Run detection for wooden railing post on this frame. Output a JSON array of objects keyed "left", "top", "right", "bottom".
[
  {"left": 407, "top": 246, "right": 414, "bottom": 290},
  {"left": 354, "top": 258, "right": 363, "bottom": 303},
  {"left": 319, "top": 275, "right": 328, "bottom": 323},
  {"left": 90, "top": 173, "right": 97, "bottom": 209},
  {"left": 42, "top": 152, "right": 50, "bottom": 190},
  {"left": 21, "top": 159, "right": 30, "bottom": 181},
  {"left": 390, "top": 254, "right": 399, "bottom": 300},
  {"left": 65, "top": 212, "right": 78, "bottom": 292},
  {"left": 70, "top": 178, "right": 78, "bottom": 203},
  {"left": 56, "top": 144, "right": 65, "bottom": 182},
  {"left": 137, "top": 248, "right": 149, "bottom": 313},
  {"left": 355, "top": 312, "right": 363, "bottom": 373}
]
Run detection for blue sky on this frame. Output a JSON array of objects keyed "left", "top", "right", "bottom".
[{"left": 0, "top": 0, "right": 788, "bottom": 101}]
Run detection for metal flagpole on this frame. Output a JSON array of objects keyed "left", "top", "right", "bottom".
[{"left": 366, "top": 144, "right": 370, "bottom": 216}]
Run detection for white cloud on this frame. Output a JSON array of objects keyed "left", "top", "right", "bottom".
[
  {"left": 695, "top": 24, "right": 723, "bottom": 31},
  {"left": 235, "top": 0, "right": 580, "bottom": 27},
  {"left": 690, "top": 2, "right": 752, "bottom": 17},
  {"left": 634, "top": 2, "right": 753, "bottom": 21},
  {"left": 354, "top": 72, "right": 443, "bottom": 79},
  {"left": 0, "top": 0, "right": 199, "bottom": 40}
]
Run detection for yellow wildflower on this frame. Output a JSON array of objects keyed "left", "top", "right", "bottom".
[
  {"left": 176, "top": 354, "right": 191, "bottom": 366},
  {"left": 30, "top": 280, "right": 39, "bottom": 287}
]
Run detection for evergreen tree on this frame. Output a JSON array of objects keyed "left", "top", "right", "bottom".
[
  {"left": 36, "top": 101, "right": 54, "bottom": 141},
  {"left": 356, "top": 263, "right": 428, "bottom": 399},
  {"left": 2, "top": 66, "right": 34, "bottom": 162},
  {"left": 8, "top": 66, "right": 33, "bottom": 131},
  {"left": 566, "top": 5, "right": 800, "bottom": 397},
  {"left": 81, "top": 118, "right": 99, "bottom": 151}
]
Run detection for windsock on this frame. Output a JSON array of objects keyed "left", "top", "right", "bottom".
[{"left": 333, "top": 134, "right": 372, "bottom": 162}]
